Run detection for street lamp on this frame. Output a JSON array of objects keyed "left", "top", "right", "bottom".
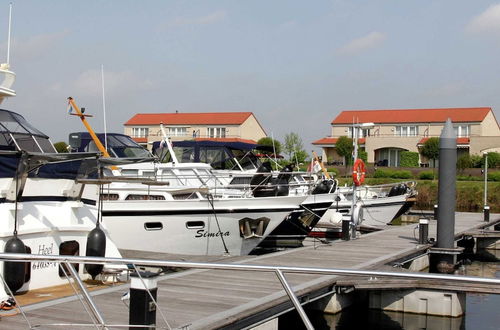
[
  {"left": 483, "top": 152, "right": 489, "bottom": 222},
  {"left": 350, "top": 122, "right": 375, "bottom": 238}
]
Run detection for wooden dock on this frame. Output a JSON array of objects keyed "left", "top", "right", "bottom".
[{"left": 1, "top": 212, "right": 499, "bottom": 329}]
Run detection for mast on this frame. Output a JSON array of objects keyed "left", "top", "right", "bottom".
[
  {"left": 68, "top": 97, "right": 111, "bottom": 157},
  {"left": 101, "top": 65, "right": 108, "bottom": 151},
  {"left": 6, "top": 3, "right": 12, "bottom": 66}
]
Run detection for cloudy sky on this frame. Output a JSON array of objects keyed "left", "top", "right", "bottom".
[{"left": 2, "top": 1, "right": 500, "bottom": 152}]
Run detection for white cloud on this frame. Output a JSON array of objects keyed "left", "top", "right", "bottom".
[
  {"left": 0, "top": 30, "right": 70, "bottom": 61},
  {"left": 466, "top": 4, "right": 500, "bottom": 34},
  {"left": 165, "top": 10, "right": 227, "bottom": 28},
  {"left": 337, "top": 31, "right": 387, "bottom": 55}
]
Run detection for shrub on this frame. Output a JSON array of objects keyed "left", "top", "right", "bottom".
[
  {"left": 456, "top": 175, "right": 481, "bottom": 181},
  {"left": 470, "top": 155, "right": 483, "bottom": 168},
  {"left": 456, "top": 154, "right": 472, "bottom": 173},
  {"left": 400, "top": 151, "right": 419, "bottom": 167},
  {"left": 485, "top": 152, "right": 500, "bottom": 168},
  {"left": 418, "top": 171, "right": 435, "bottom": 180},
  {"left": 488, "top": 171, "right": 500, "bottom": 182},
  {"left": 373, "top": 169, "right": 412, "bottom": 179},
  {"left": 358, "top": 150, "right": 367, "bottom": 163}
]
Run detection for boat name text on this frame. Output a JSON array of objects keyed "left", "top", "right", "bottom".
[{"left": 195, "top": 230, "right": 230, "bottom": 238}]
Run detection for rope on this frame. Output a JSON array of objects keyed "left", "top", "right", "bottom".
[{"left": 207, "top": 194, "right": 229, "bottom": 255}]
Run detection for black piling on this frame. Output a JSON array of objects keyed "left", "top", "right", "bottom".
[
  {"left": 483, "top": 205, "right": 490, "bottom": 222},
  {"left": 431, "top": 119, "right": 458, "bottom": 274},
  {"left": 418, "top": 219, "right": 429, "bottom": 244},
  {"left": 129, "top": 271, "right": 159, "bottom": 329}
]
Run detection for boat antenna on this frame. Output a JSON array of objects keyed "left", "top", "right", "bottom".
[
  {"left": 6, "top": 2, "right": 12, "bottom": 67},
  {"left": 101, "top": 65, "right": 108, "bottom": 151}
]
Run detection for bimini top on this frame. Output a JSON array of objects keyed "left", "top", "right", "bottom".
[
  {"left": 0, "top": 108, "right": 55, "bottom": 153},
  {"left": 152, "top": 139, "right": 273, "bottom": 170},
  {"left": 68, "top": 132, "right": 152, "bottom": 159}
]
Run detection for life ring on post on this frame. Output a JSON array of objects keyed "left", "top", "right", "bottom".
[{"left": 352, "top": 158, "right": 366, "bottom": 186}]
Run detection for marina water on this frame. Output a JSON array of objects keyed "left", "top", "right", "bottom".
[{"left": 279, "top": 258, "right": 499, "bottom": 329}]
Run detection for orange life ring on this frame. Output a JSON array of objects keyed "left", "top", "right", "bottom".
[{"left": 352, "top": 158, "right": 366, "bottom": 186}]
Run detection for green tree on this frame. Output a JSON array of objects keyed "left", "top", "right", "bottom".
[
  {"left": 54, "top": 141, "right": 69, "bottom": 153},
  {"left": 256, "top": 137, "right": 282, "bottom": 155},
  {"left": 293, "top": 150, "right": 308, "bottom": 164},
  {"left": 457, "top": 154, "right": 472, "bottom": 173},
  {"left": 335, "top": 136, "right": 353, "bottom": 167},
  {"left": 283, "top": 132, "right": 306, "bottom": 163},
  {"left": 484, "top": 152, "right": 500, "bottom": 168},
  {"left": 420, "top": 137, "right": 439, "bottom": 168}
]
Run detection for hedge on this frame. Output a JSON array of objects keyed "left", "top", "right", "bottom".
[
  {"left": 399, "top": 151, "right": 419, "bottom": 167},
  {"left": 373, "top": 169, "right": 412, "bottom": 179}
]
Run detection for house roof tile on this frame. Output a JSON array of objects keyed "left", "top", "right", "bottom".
[
  {"left": 125, "top": 112, "right": 253, "bottom": 126},
  {"left": 331, "top": 107, "right": 491, "bottom": 125}
]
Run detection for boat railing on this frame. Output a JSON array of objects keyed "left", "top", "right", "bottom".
[
  {"left": 340, "top": 180, "right": 417, "bottom": 198},
  {"left": 1, "top": 252, "right": 499, "bottom": 329},
  {"left": 105, "top": 170, "right": 320, "bottom": 197}
]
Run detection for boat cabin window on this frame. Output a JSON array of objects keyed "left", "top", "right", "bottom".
[
  {"left": 231, "top": 149, "right": 261, "bottom": 170},
  {"left": 0, "top": 110, "right": 56, "bottom": 152}
]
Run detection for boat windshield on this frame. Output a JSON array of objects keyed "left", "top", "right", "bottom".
[
  {"left": 83, "top": 134, "right": 152, "bottom": 158},
  {"left": 0, "top": 109, "right": 55, "bottom": 152}
]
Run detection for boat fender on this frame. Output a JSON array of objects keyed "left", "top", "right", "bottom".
[
  {"left": 85, "top": 226, "right": 107, "bottom": 279},
  {"left": 3, "top": 236, "right": 27, "bottom": 294},
  {"left": 352, "top": 203, "right": 364, "bottom": 226}
]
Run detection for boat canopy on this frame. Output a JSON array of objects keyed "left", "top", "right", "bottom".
[
  {"left": 68, "top": 132, "right": 152, "bottom": 159},
  {"left": 0, "top": 108, "right": 55, "bottom": 152},
  {"left": 152, "top": 140, "right": 273, "bottom": 170}
]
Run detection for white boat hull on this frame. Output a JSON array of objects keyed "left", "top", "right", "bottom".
[{"left": 102, "top": 195, "right": 306, "bottom": 256}]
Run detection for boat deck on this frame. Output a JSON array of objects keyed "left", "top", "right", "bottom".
[{"left": 2, "top": 212, "right": 499, "bottom": 329}]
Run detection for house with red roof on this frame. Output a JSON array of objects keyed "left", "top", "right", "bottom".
[
  {"left": 124, "top": 112, "right": 267, "bottom": 148},
  {"left": 313, "top": 107, "right": 500, "bottom": 167}
]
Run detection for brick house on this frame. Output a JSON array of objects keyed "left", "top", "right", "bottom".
[
  {"left": 124, "top": 112, "right": 267, "bottom": 149},
  {"left": 313, "top": 107, "right": 500, "bottom": 167}
]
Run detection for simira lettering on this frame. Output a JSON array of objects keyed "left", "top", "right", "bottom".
[
  {"left": 32, "top": 243, "right": 57, "bottom": 270},
  {"left": 195, "top": 230, "right": 230, "bottom": 238}
]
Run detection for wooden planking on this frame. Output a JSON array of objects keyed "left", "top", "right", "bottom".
[{"left": 1, "top": 212, "right": 498, "bottom": 329}]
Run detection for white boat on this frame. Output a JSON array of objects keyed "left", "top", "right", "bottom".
[{"left": 0, "top": 118, "right": 123, "bottom": 306}]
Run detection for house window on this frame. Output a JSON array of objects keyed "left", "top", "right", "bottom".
[
  {"left": 454, "top": 125, "right": 469, "bottom": 137},
  {"left": 395, "top": 125, "right": 418, "bottom": 137},
  {"left": 132, "top": 127, "right": 149, "bottom": 138},
  {"left": 207, "top": 127, "right": 226, "bottom": 138},
  {"left": 168, "top": 127, "right": 188, "bottom": 137},
  {"left": 347, "top": 127, "right": 370, "bottom": 138}
]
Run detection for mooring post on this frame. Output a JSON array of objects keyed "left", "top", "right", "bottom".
[
  {"left": 432, "top": 119, "right": 457, "bottom": 274},
  {"left": 418, "top": 219, "right": 429, "bottom": 244},
  {"left": 483, "top": 205, "right": 490, "bottom": 222},
  {"left": 129, "top": 270, "right": 159, "bottom": 330},
  {"left": 433, "top": 204, "right": 438, "bottom": 220},
  {"left": 341, "top": 218, "right": 350, "bottom": 241}
]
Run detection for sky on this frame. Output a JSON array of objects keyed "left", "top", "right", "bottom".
[{"left": 2, "top": 0, "right": 500, "bottom": 154}]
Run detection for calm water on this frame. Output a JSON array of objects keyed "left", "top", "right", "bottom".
[{"left": 279, "top": 260, "right": 500, "bottom": 330}]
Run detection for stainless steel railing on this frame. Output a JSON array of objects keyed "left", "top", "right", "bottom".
[{"left": 1, "top": 253, "right": 499, "bottom": 329}]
